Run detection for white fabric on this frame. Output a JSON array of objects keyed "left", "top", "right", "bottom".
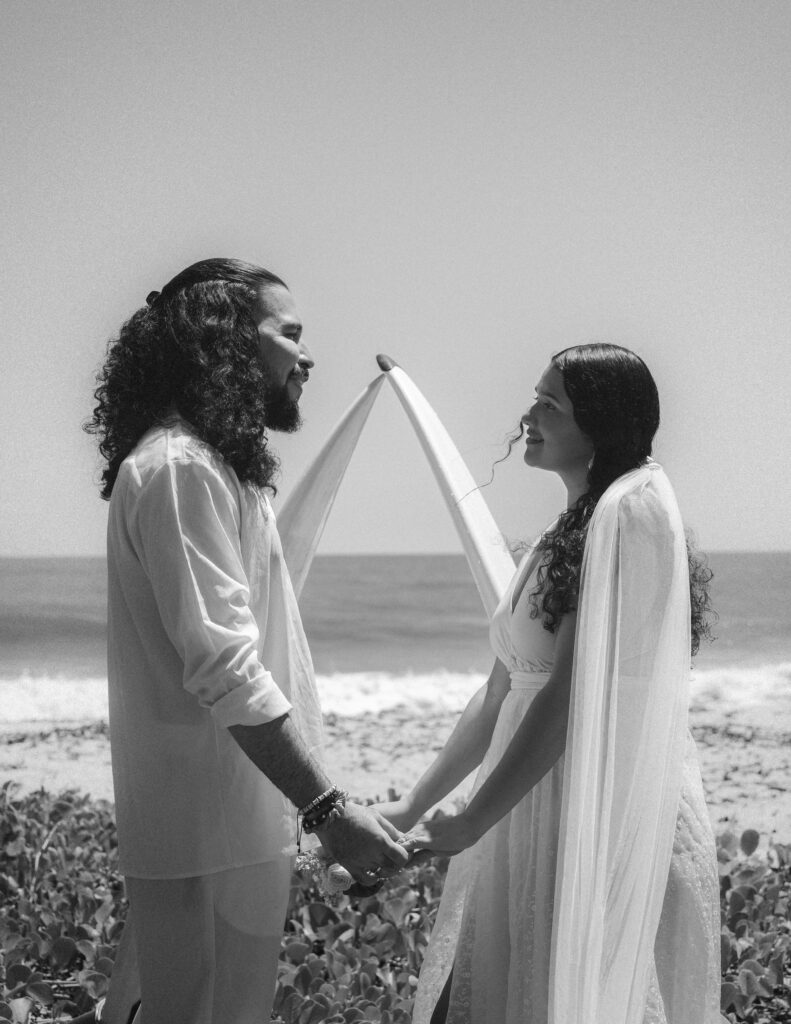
[
  {"left": 509, "top": 671, "right": 551, "bottom": 690},
  {"left": 107, "top": 418, "right": 324, "bottom": 877},
  {"left": 275, "top": 362, "right": 514, "bottom": 614},
  {"left": 278, "top": 374, "right": 386, "bottom": 599},
  {"left": 382, "top": 364, "right": 515, "bottom": 619},
  {"left": 651, "top": 731, "right": 723, "bottom": 1022},
  {"left": 412, "top": 549, "right": 563, "bottom": 1023},
  {"left": 413, "top": 465, "right": 721, "bottom": 1024},
  {"left": 126, "top": 859, "right": 292, "bottom": 1024},
  {"left": 549, "top": 463, "right": 720, "bottom": 1024}
]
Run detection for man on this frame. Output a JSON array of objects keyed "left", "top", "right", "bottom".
[{"left": 85, "top": 259, "right": 407, "bottom": 1024}]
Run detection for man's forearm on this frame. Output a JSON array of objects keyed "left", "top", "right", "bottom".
[
  {"left": 231, "top": 714, "right": 410, "bottom": 877},
  {"left": 229, "top": 713, "right": 331, "bottom": 808}
]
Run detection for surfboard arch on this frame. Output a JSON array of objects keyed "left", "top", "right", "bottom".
[{"left": 277, "top": 357, "right": 514, "bottom": 618}]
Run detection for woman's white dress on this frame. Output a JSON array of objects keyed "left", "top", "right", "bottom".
[
  {"left": 414, "top": 551, "right": 564, "bottom": 1023},
  {"left": 413, "top": 467, "right": 722, "bottom": 1024}
]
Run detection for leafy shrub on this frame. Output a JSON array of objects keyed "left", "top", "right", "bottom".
[
  {"left": 719, "top": 828, "right": 791, "bottom": 1022},
  {"left": 271, "top": 855, "right": 447, "bottom": 1024},
  {"left": 0, "top": 783, "right": 124, "bottom": 1022},
  {"left": 2, "top": 783, "right": 790, "bottom": 1022}
]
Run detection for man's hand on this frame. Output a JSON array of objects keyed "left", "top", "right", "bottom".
[{"left": 316, "top": 801, "right": 409, "bottom": 885}]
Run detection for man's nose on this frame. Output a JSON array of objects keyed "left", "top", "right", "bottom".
[{"left": 298, "top": 343, "right": 314, "bottom": 369}]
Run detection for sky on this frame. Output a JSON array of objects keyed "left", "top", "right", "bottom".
[{"left": 2, "top": 0, "right": 790, "bottom": 556}]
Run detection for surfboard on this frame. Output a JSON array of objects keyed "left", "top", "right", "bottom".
[{"left": 278, "top": 355, "right": 514, "bottom": 616}]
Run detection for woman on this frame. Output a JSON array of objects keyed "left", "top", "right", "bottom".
[{"left": 379, "top": 344, "right": 721, "bottom": 1024}]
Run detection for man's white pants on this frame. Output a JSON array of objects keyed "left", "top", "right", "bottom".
[{"left": 112, "top": 859, "right": 292, "bottom": 1024}]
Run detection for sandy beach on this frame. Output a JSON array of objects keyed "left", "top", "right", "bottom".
[{"left": 3, "top": 667, "right": 791, "bottom": 842}]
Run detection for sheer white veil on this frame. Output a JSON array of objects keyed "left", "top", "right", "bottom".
[{"left": 549, "top": 461, "right": 720, "bottom": 1023}]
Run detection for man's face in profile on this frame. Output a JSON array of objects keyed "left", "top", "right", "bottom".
[{"left": 250, "top": 284, "right": 314, "bottom": 432}]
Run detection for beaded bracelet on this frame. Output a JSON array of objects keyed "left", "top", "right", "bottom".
[
  {"left": 297, "top": 786, "right": 348, "bottom": 851},
  {"left": 299, "top": 786, "right": 340, "bottom": 819},
  {"left": 302, "top": 797, "right": 346, "bottom": 833}
]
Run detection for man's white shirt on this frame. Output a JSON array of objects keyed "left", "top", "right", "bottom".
[{"left": 107, "top": 418, "right": 324, "bottom": 878}]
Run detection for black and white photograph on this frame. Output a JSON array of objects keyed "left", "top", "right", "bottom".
[{"left": 1, "top": 3, "right": 790, "bottom": 1023}]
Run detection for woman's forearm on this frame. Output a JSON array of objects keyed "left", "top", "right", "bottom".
[
  {"left": 406, "top": 664, "right": 509, "bottom": 820},
  {"left": 463, "top": 676, "right": 569, "bottom": 838},
  {"left": 462, "top": 612, "right": 577, "bottom": 840}
]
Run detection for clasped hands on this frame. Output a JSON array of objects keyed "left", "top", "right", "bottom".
[
  {"left": 315, "top": 798, "right": 480, "bottom": 890},
  {"left": 377, "top": 798, "right": 482, "bottom": 862}
]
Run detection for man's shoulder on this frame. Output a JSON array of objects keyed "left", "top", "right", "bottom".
[{"left": 120, "top": 419, "right": 229, "bottom": 490}]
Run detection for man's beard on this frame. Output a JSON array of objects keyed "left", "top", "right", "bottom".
[{"left": 263, "top": 373, "right": 302, "bottom": 433}]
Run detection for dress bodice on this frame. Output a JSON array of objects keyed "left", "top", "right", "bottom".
[{"left": 488, "top": 548, "right": 556, "bottom": 678}]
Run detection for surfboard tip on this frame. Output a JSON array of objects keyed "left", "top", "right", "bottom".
[{"left": 376, "top": 353, "right": 398, "bottom": 371}]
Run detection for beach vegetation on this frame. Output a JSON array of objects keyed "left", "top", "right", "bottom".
[{"left": 1, "top": 784, "right": 790, "bottom": 1022}]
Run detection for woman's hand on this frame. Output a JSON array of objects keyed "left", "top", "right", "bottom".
[
  {"left": 371, "top": 797, "right": 419, "bottom": 834},
  {"left": 401, "top": 812, "right": 482, "bottom": 857}
]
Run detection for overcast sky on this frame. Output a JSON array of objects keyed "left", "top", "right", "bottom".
[{"left": 2, "top": 0, "right": 789, "bottom": 556}]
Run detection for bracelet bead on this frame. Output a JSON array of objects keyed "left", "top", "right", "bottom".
[
  {"left": 299, "top": 785, "right": 340, "bottom": 818},
  {"left": 296, "top": 788, "right": 348, "bottom": 850},
  {"left": 302, "top": 791, "right": 348, "bottom": 830}
]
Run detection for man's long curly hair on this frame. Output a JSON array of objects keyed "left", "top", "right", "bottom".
[
  {"left": 85, "top": 258, "right": 289, "bottom": 500},
  {"left": 514, "top": 343, "right": 714, "bottom": 656}
]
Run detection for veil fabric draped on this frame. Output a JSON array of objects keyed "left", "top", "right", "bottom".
[{"left": 548, "top": 463, "right": 721, "bottom": 1023}]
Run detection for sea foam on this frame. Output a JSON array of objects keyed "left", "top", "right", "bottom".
[
  {"left": 0, "top": 672, "right": 485, "bottom": 730},
  {"left": 1, "top": 663, "right": 790, "bottom": 732}
]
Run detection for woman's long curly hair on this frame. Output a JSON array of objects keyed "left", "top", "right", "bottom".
[
  {"left": 84, "top": 258, "right": 289, "bottom": 499},
  {"left": 517, "top": 343, "right": 714, "bottom": 656}
]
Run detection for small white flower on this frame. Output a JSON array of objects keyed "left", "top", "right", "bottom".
[
  {"left": 295, "top": 847, "right": 353, "bottom": 903},
  {"left": 326, "top": 861, "right": 354, "bottom": 894}
]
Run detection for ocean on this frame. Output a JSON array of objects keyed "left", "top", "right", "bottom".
[{"left": 1, "top": 553, "right": 790, "bottom": 728}]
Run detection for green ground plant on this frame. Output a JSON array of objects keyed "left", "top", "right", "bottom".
[{"left": 0, "top": 783, "right": 789, "bottom": 1023}]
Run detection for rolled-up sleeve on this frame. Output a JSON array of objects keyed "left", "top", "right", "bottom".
[{"left": 133, "top": 456, "right": 293, "bottom": 727}]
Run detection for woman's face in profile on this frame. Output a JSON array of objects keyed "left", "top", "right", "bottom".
[{"left": 521, "top": 364, "right": 594, "bottom": 480}]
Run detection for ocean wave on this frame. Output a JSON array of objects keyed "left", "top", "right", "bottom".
[
  {"left": 0, "top": 671, "right": 486, "bottom": 730},
  {"left": 2, "top": 662, "right": 790, "bottom": 731},
  {"left": 317, "top": 671, "right": 485, "bottom": 716},
  {"left": 690, "top": 662, "right": 791, "bottom": 731},
  {"left": 0, "top": 675, "right": 109, "bottom": 730}
]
